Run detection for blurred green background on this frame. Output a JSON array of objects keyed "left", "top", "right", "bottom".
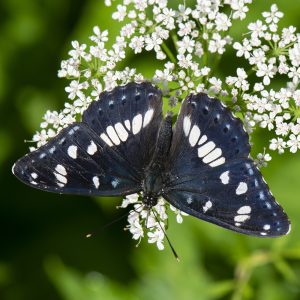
[{"left": 1, "top": 0, "right": 300, "bottom": 299}]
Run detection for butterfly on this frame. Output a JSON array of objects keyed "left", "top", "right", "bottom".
[{"left": 12, "top": 82, "right": 290, "bottom": 237}]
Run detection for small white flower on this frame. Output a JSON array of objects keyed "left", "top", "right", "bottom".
[
  {"left": 112, "top": 5, "right": 127, "bottom": 21},
  {"left": 262, "top": 4, "right": 283, "bottom": 24},
  {"left": 170, "top": 205, "right": 188, "bottom": 223},
  {"left": 255, "top": 152, "right": 272, "bottom": 168},
  {"left": 234, "top": 39, "right": 252, "bottom": 59},
  {"left": 148, "top": 229, "right": 165, "bottom": 250},
  {"left": 287, "top": 134, "right": 300, "bottom": 153},
  {"left": 269, "top": 138, "right": 286, "bottom": 154},
  {"left": 129, "top": 36, "right": 144, "bottom": 53},
  {"left": 256, "top": 63, "right": 276, "bottom": 85}
]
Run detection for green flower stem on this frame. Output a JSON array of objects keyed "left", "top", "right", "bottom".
[{"left": 161, "top": 42, "right": 177, "bottom": 63}]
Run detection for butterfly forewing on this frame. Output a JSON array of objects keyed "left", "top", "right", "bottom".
[
  {"left": 164, "top": 93, "right": 290, "bottom": 236},
  {"left": 13, "top": 82, "right": 163, "bottom": 196},
  {"left": 167, "top": 93, "right": 250, "bottom": 174},
  {"left": 82, "top": 82, "right": 163, "bottom": 173}
]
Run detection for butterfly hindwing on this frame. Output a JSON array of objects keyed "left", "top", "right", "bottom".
[
  {"left": 164, "top": 158, "right": 290, "bottom": 236},
  {"left": 164, "top": 93, "right": 290, "bottom": 236},
  {"left": 82, "top": 82, "right": 163, "bottom": 173},
  {"left": 13, "top": 123, "right": 142, "bottom": 196}
]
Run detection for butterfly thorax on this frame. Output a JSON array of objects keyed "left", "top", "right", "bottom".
[{"left": 142, "top": 114, "right": 173, "bottom": 208}]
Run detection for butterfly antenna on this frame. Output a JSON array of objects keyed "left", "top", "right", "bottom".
[
  {"left": 151, "top": 208, "right": 180, "bottom": 262},
  {"left": 86, "top": 204, "right": 144, "bottom": 238}
]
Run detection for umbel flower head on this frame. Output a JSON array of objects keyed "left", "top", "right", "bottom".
[{"left": 29, "top": 0, "right": 299, "bottom": 250}]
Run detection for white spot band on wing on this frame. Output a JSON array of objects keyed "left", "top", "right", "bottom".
[
  {"left": 132, "top": 114, "right": 143, "bottom": 135},
  {"left": 106, "top": 126, "right": 121, "bottom": 145},
  {"left": 143, "top": 109, "right": 154, "bottom": 128},
  {"left": 114, "top": 123, "right": 128, "bottom": 142},
  {"left": 189, "top": 125, "right": 201, "bottom": 147},
  {"left": 236, "top": 182, "right": 248, "bottom": 195},
  {"left": 220, "top": 171, "right": 229, "bottom": 184},
  {"left": 93, "top": 176, "right": 100, "bottom": 189},
  {"left": 237, "top": 206, "right": 251, "bottom": 214},
  {"left": 198, "top": 141, "right": 215, "bottom": 158},
  {"left": 100, "top": 133, "right": 113, "bottom": 147},
  {"left": 87, "top": 141, "right": 97, "bottom": 155},
  {"left": 183, "top": 116, "right": 191, "bottom": 136},
  {"left": 202, "top": 148, "right": 222, "bottom": 164},
  {"left": 67, "top": 145, "right": 78, "bottom": 159},
  {"left": 55, "top": 164, "right": 67, "bottom": 176}
]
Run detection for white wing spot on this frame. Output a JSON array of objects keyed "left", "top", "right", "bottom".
[
  {"left": 49, "top": 146, "right": 56, "bottom": 154},
  {"left": 236, "top": 182, "right": 248, "bottom": 195},
  {"left": 198, "top": 141, "right": 215, "bottom": 158},
  {"left": 187, "top": 196, "right": 193, "bottom": 204},
  {"left": 198, "top": 135, "right": 207, "bottom": 145},
  {"left": 189, "top": 125, "right": 201, "bottom": 147},
  {"left": 124, "top": 119, "right": 131, "bottom": 131},
  {"left": 115, "top": 123, "right": 128, "bottom": 142},
  {"left": 55, "top": 164, "right": 67, "bottom": 176},
  {"left": 209, "top": 157, "right": 225, "bottom": 167},
  {"left": 100, "top": 133, "right": 113, "bottom": 147},
  {"left": 263, "top": 224, "right": 271, "bottom": 230},
  {"left": 203, "top": 200, "right": 212, "bottom": 212},
  {"left": 220, "top": 171, "right": 229, "bottom": 184},
  {"left": 93, "top": 176, "right": 100, "bottom": 189},
  {"left": 235, "top": 222, "right": 241, "bottom": 227},
  {"left": 67, "top": 145, "right": 78, "bottom": 159},
  {"left": 132, "top": 114, "right": 143, "bottom": 135},
  {"left": 30, "top": 181, "right": 38, "bottom": 185},
  {"left": 31, "top": 172, "right": 38, "bottom": 179},
  {"left": 237, "top": 206, "right": 251, "bottom": 214},
  {"left": 203, "top": 148, "right": 222, "bottom": 164},
  {"left": 260, "top": 232, "right": 267, "bottom": 236},
  {"left": 39, "top": 153, "right": 46, "bottom": 159},
  {"left": 106, "top": 126, "right": 121, "bottom": 145},
  {"left": 111, "top": 178, "right": 119, "bottom": 188},
  {"left": 143, "top": 108, "right": 154, "bottom": 127},
  {"left": 68, "top": 125, "right": 80, "bottom": 135},
  {"left": 87, "top": 141, "right": 97, "bottom": 155},
  {"left": 54, "top": 172, "right": 67, "bottom": 185},
  {"left": 183, "top": 116, "right": 191, "bottom": 136},
  {"left": 234, "top": 215, "right": 250, "bottom": 222}
]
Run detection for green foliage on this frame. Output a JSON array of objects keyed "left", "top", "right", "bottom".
[{"left": 1, "top": 1, "right": 300, "bottom": 300}]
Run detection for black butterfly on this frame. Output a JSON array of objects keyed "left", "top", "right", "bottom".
[{"left": 12, "top": 82, "right": 290, "bottom": 237}]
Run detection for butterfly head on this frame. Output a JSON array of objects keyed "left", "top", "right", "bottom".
[{"left": 143, "top": 193, "right": 158, "bottom": 209}]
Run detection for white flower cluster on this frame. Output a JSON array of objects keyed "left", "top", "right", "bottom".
[
  {"left": 229, "top": 4, "right": 300, "bottom": 157},
  {"left": 29, "top": 0, "right": 300, "bottom": 249},
  {"left": 120, "top": 194, "right": 187, "bottom": 250}
]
